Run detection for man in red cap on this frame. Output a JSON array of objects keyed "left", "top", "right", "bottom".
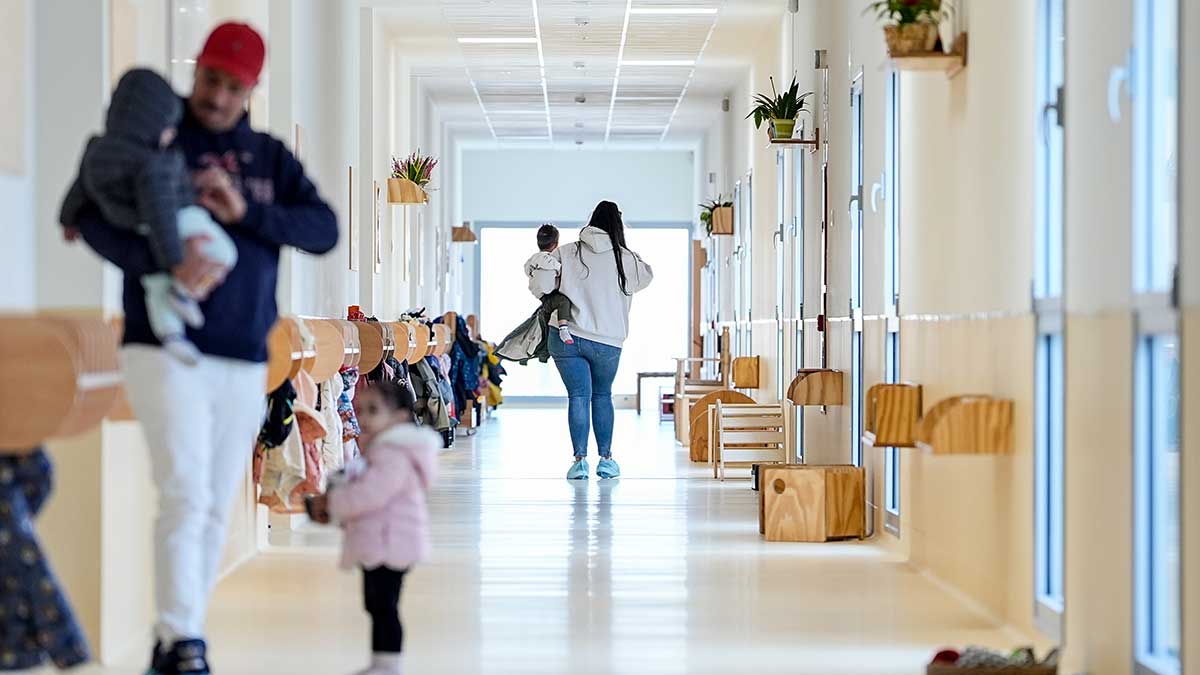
[{"left": 72, "top": 22, "right": 337, "bottom": 675}]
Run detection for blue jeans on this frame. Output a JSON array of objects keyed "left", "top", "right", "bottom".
[{"left": 549, "top": 333, "right": 622, "bottom": 459}]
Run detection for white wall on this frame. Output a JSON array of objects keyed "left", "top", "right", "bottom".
[
  {"left": 462, "top": 149, "right": 695, "bottom": 224},
  {"left": 0, "top": 0, "right": 35, "bottom": 311}
]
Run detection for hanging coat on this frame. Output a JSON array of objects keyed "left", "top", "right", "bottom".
[
  {"left": 0, "top": 450, "right": 90, "bottom": 671},
  {"left": 318, "top": 375, "right": 345, "bottom": 477}
]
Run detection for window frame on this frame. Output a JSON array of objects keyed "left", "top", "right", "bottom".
[
  {"left": 1032, "top": 0, "right": 1067, "bottom": 640},
  {"left": 883, "top": 70, "right": 902, "bottom": 535},
  {"left": 849, "top": 74, "right": 865, "bottom": 468},
  {"left": 1130, "top": 0, "right": 1181, "bottom": 672}
]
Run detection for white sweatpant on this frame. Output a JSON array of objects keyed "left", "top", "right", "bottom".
[{"left": 121, "top": 345, "right": 266, "bottom": 643}]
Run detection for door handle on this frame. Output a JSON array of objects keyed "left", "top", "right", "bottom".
[
  {"left": 870, "top": 181, "right": 884, "bottom": 214},
  {"left": 1108, "top": 49, "right": 1132, "bottom": 123}
]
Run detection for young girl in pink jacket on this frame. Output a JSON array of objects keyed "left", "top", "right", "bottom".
[{"left": 307, "top": 380, "right": 439, "bottom": 675}]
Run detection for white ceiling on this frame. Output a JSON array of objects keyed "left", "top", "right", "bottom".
[{"left": 368, "top": 0, "right": 785, "bottom": 147}]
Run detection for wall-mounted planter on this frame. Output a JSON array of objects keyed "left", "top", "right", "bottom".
[
  {"left": 862, "top": 382, "right": 923, "bottom": 448},
  {"left": 887, "top": 32, "right": 968, "bottom": 78},
  {"left": 386, "top": 177, "right": 428, "bottom": 205},
  {"left": 452, "top": 225, "right": 477, "bottom": 242},
  {"left": 710, "top": 206, "right": 734, "bottom": 235},
  {"left": 732, "top": 356, "right": 761, "bottom": 389},
  {"left": 787, "top": 369, "right": 844, "bottom": 406},
  {"left": 915, "top": 395, "right": 1014, "bottom": 455}
]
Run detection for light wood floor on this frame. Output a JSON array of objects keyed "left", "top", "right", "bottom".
[{"left": 55, "top": 408, "right": 1025, "bottom": 674}]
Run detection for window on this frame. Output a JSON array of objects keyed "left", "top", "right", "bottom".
[
  {"left": 849, "top": 76, "right": 865, "bottom": 467},
  {"left": 1132, "top": 0, "right": 1180, "bottom": 672},
  {"left": 776, "top": 150, "right": 787, "bottom": 400},
  {"left": 883, "top": 71, "right": 902, "bottom": 532},
  {"left": 792, "top": 149, "right": 807, "bottom": 461},
  {"left": 743, "top": 172, "right": 754, "bottom": 354},
  {"left": 1033, "top": 0, "right": 1066, "bottom": 639},
  {"left": 732, "top": 181, "right": 743, "bottom": 356}
]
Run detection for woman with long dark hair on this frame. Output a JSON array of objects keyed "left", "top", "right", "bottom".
[{"left": 529, "top": 201, "right": 653, "bottom": 479}]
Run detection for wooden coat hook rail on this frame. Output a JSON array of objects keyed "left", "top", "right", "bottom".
[
  {"left": 861, "top": 383, "right": 923, "bottom": 448},
  {"left": 407, "top": 323, "right": 431, "bottom": 365},
  {"left": 787, "top": 369, "right": 844, "bottom": 406},
  {"left": 0, "top": 315, "right": 124, "bottom": 450},
  {"left": 267, "top": 317, "right": 366, "bottom": 392},
  {"left": 915, "top": 395, "right": 1014, "bottom": 455}
]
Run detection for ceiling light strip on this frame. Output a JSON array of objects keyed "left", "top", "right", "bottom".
[
  {"left": 621, "top": 60, "right": 695, "bottom": 66},
  {"left": 661, "top": 4, "right": 721, "bottom": 142},
  {"left": 605, "top": 0, "right": 634, "bottom": 144},
  {"left": 457, "top": 37, "right": 539, "bottom": 44},
  {"left": 467, "top": 76, "right": 497, "bottom": 140},
  {"left": 530, "top": 0, "right": 553, "bottom": 142},
  {"left": 629, "top": 7, "right": 718, "bottom": 14}
]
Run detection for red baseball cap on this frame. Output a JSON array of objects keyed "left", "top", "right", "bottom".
[{"left": 196, "top": 22, "right": 266, "bottom": 87}]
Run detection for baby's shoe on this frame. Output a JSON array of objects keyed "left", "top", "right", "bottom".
[
  {"left": 163, "top": 335, "right": 201, "bottom": 366},
  {"left": 169, "top": 284, "right": 206, "bottom": 329}
]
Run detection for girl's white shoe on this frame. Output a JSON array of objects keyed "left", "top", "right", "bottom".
[{"left": 351, "top": 653, "right": 403, "bottom": 675}]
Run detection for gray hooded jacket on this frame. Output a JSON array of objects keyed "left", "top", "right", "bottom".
[{"left": 59, "top": 68, "right": 194, "bottom": 270}]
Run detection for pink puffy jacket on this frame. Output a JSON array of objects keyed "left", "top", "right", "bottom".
[{"left": 328, "top": 424, "right": 440, "bottom": 570}]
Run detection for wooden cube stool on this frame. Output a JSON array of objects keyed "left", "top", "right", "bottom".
[{"left": 759, "top": 464, "right": 866, "bottom": 542}]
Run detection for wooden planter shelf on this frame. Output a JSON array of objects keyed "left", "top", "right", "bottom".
[
  {"left": 386, "top": 177, "right": 428, "bottom": 205},
  {"left": 915, "top": 395, "right": 1014, "bottom": 455},
  {"left": 862, "top": 383, "right": 923, "bottom": 448},
  {"left": 452, "top": 225, "right": 477, "bottom": 242},
  {"left": 888, "top": 33, "right": 968, "bottom": 78},
  {"left": 731, "top": 356, "right": 760, "bottom": 389},
  {"left": 710, "top": 206, "right": 734, "bottom": 236},
  {"left": 787, "top": 369, "right": 844, "bottom": 406}
]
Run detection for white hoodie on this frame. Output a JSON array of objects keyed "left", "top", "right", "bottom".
[{"left": 529, "top": 226, "right": 653, "bottom": 348}]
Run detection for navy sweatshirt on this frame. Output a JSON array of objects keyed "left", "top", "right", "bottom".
[{"left": 78, "top": 100, "right": 338, "bottom": 363}]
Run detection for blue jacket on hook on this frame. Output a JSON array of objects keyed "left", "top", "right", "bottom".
[{"left": 76, "top": 99, "right": 338, "bottom": 363}]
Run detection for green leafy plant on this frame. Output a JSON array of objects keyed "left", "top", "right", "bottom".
[
  {"left": 864, "top": 0, "right": 947, "bottom": 26},
  {"left": 746, "top": 76, "right": 813, "bottom": 130},
  {"left": 392, "top": 149, "right": 438, "bottom": 187},
  {"left": 699, "top": 196, "right": 733, "bottom": 235}
]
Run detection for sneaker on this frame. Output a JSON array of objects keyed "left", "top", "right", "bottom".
[
  {"left": 596, "top": 457, "right": 621, "bottom": 479},
  {"left": 557, "top": 324, "right": 574, "bottom": 345},
  {"left": 168, "top": 285, "right": 206, "bottom": 329},
  {"left": 566, "top": 458, "right": 589, "bottom": 480},
  {"left": 146, "top": 639, "right": 210, "bottom": 675}
]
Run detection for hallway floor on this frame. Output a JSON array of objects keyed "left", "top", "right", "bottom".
[{"left": 64, "top": 408, "right": 1022, "bottom": 675}]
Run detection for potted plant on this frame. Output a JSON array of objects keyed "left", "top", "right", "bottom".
[
  {"left": 865, "top": 0, "right": 947, "bottom": 57},
  {"left": 388, "top": 150, "right": 437, "bottom": 204},
  {"left": 700, "top": 196, "right": 734, "bottom": 236},
  {"left": 746, "top": 76, "right": 812, "bottom": 140}
]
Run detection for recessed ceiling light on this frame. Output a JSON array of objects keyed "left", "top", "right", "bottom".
[
  {"left": 490, "top": 110, "right": 547, "bottom": 115},
  {"left": 574, "top": 60, "right": 587, "bottom": 70},
  {"left": 620, "top": 60, "right": 695, "bottom": 66},
  {"left": 457, "top": 37, "right": 539, "bottom": 44},
  {"left": 574, "top": 121, "right": 585, "bottom": 128},
  {"left": 629, "top": 7, "right": 718, "bottom": 14},
  {"left": 615, "top": 96, "right": 680, "bottom": 101},
  {"left": 575, "top": 94, "right": 587, "bottom": 104}
]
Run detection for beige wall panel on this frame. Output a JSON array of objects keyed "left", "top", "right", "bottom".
[
  {"left": 1062, "top": 312, "right": 1134, "bottom": 674},
  {"left": 803, "top": 319, "right": 853, "bottom": 465},
  {"left": 897, "top": 315, "right": 1036, "bottom": 632}
]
